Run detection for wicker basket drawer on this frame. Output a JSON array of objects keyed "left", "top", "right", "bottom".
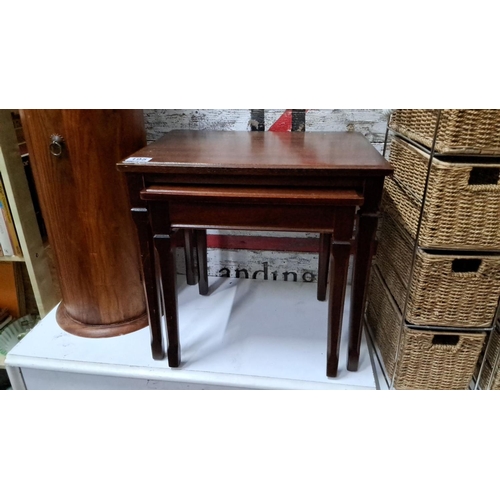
[
  {"left": 366, "top": 266, "right": 486, "bottom": 390},
  {"left": 382, "top": 174, "right": 500, "bottom": 250},
  {"left": 375, "top": 215, "right": 500, "bottom": 328},
  {"left": 389, "top": 109, "right": 500, "bottom": 155},
  {"left": 389, "top": 136, "right": 500, "bottom": 203},
  {"left": 477, "top": 322, "right": 500, "bottom": 390}
]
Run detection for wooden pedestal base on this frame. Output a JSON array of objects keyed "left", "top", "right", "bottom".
[{"left": 56, "top": 303, "right": 148, "bottom": 339}]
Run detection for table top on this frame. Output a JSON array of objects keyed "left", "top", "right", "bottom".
[{"left": 117, "top": 130, "right": 392, "bottom": 177}]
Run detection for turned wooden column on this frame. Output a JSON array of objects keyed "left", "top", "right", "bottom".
[{"left": 20, "top": 110, "right": 148, "bottom": 337}]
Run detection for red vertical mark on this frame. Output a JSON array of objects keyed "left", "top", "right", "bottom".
[{"left": 269, "top": 109, "right": 293, "bottom": 131}]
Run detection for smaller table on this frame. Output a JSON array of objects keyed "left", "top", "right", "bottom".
[{"left": 118, "top": 131, "right": 392, "bottom": 377}]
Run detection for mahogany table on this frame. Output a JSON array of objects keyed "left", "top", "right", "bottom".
[{"left": 117, "top": 131, "right": 392, "bottom": 377}]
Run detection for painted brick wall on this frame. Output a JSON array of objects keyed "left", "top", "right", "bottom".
[
  {"left": 144, "top": 109, "right": 387, "bottom": 149},
  {"left": 143, "top": 109, "right": 388, "bottom": 282}
]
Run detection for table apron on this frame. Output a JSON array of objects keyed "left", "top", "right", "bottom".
[
  {"left": 143, "top": 173, "right": 367, "bottom": 189},
  {"left": 166, "top": 201, "right": 341, "bottom": 233}
]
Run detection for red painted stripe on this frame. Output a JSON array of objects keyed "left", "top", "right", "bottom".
[
  {"left": 207, "top": 235, "right": 320, "bottom": 253},
  {"left": 269, "top": 109, "right": 293, "bottom": 132}
]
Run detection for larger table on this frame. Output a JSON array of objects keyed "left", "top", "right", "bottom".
[{"left": 118, "top": 131, "right": 392, "bottom": 377}]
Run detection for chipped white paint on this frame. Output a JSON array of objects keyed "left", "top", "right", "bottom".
[
  {"left": 145, "top": 110, "right": 387, "bottom": 279},
  {"left": 176, "top": 247, "right": 354, "bottom": 284},
  {"left": 264, "top": 109, "right": 287, "bottom": 130},
  {"left": 206, "top": 248, "right": 354, "bottom": 284},
  {"left": 143, "top": 109, "right": 252, "bottom": 142},
  {"left": 306, "top": 109, "right": 388, "bottom": 153},
  {"left": 206, "top": 249, "right": 320, "bottom": 282}
]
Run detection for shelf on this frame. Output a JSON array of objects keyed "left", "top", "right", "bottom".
[
  {"left": 0, "top": 110, "right": 59, "bottom": 317},
  {"left": 0, "top": 255, "right": 25, "bottom": 262}
]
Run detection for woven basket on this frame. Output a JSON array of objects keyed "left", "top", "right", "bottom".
[
  {"left": 366, "top": 266, "right": 486, "bottom": 390},
  {"left": 477, "top": 322, "right": 500, "bottom": 390},
  {"left": 389, "top": 109, "right": 500, "bottom": 155},
  {"left": 383, "top": 137, "right": 500, "bottom": 249},
  {"left": 375, "top": 214, "right": 500, "bottom": 328},
  {"left": 390, "top": 136, "right": 500, "bottom": 201},
  {"left": 382, "top": 173, "right": 500, "bottom": 250}
]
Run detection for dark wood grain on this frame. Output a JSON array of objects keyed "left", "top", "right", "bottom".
[
  {"left": 21, "top": 110, "right": 148, "bottom": 337},
  {"left": 166, "top": 202, "right": 353, "bottom": 233},
  {"left": 144, "top": 185, "right": 362, "bottom": 372},
  {"left": 117, "top": 131, "right": 392, "bottom": 177},
  {"left": 196, "top": 229, "right": 209, "bottom": 296},
  {"left": 149, "top": 204, "right": 180, "bottom": 366},
  {"left": 183, "top": 229, "right": 198, "bottom": 286},
  {"left": 130, "top": 207, "right": 164, "bottom": 359},
  {"left": 145, "top": 173, "right": 364, "bottom": 187},
  {"left": 120, "top": 130, "right": 392, "bottom": 376},
  {"left": 347, "top": 177, "right": 385, "bottom": 371},
  {"left": 327, "top": 208, "right": 355, "bottom": 377},
  {"left": 142, "top": 185, "right": 364, "bottom": 205},
  {"left": 317, "top": 233, "right": 331, "bottom": 301},
  {"left": 154, "top": 234, "right": 180, "bottom": 367}
]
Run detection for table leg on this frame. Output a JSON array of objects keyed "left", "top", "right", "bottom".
[
  {"left": 196, "top": 229, "right": 209, "bottom": 295},
  {"left": 183, "top": 229, "right": 199, "bottom": 286},
  {"left": 317, "top": 233, "right": 331, "bottom": 301},
  {"left": 327, "top": 208, "right": 355, "bottom": 378},
  {"left": 126, "top": 174, "right": 165, "bottom": 360},
  {"left": 130, "top": 208, "right": 165, "bottom": 360},
  {"left": 348, "top": 177, "right": 384, "bottom": 372},
  {"left": 149, "top": 204, "right": 181, "bottom": 368}
]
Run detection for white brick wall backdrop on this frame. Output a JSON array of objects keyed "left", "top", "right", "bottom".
[
  {"left": 144, "top": 109, "right": 387, "bottom": 145},
  {"left": 143, "top": 110, "right": 387, "bottom": 282}
]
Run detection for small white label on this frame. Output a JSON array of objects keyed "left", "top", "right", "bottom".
[{"left": 123, "top": 157, "right": 152, "bottom": 163}]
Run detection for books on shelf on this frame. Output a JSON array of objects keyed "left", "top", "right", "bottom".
[
  {"left": 20, "top": 152, "right": 46, "bottom": 240},
  {"left": 0, "top": 177, "right": 22, "bottom": 257},
  {"left": 0, "top": 111, "right": 45, "bottom": 256},
  {"left": 0, "top": 206, "right": 14, "bottom": 256},
  {"left": 0, "top": 262, "right": 24, "bottom": 318}
]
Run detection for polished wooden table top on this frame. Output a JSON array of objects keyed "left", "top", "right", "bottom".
[{"left": 118, "top": 130, "right": 392, "bottom": 176}]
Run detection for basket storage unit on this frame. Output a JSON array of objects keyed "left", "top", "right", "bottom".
[
  {"left": 382, "top": 137, "right": 500, "bottom": 250},
  {"left": 367, "top": 266, "right": 486, "bottom": 390},
  {"left": 389, "top": 109, "right": 500, "bottom": 155},
  {"left": 369, "top": 109, "right": 500, "bottom": 389},
  {"left": 476, "top": 322, "right": 500, "bottom": 390},
  {"left": 375, "top": 214, "right": 500, "bottom": 328}
]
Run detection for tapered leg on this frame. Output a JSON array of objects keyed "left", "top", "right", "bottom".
[
  {"left": 149, "top": 203, "right": 181, "bottom": 367},
  {"left": 130, "top": 208, "right": 165, "bottom": 360},
  {"left": 196, "top": 229, "right": 209, "bottom": 295},
  {"left": 183, "top": 229, "right": 198, "bottom": 285},
  {"left": 347, "top": 215, "right": 378, "bottom": 371},
  {"left": 347, "top": 177, "right": 384, "bottom": 372},
  {"left": 317, "top": 233, "right": 331, "bottom": 301},
  {"left": 154, "top": 232, "right": 181, "bottom": 367},
  {"left": 327, "top": 208, "right": 355, "bottom": 378}
]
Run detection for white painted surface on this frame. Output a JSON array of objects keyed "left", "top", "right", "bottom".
[
  {"left": 4, "top": 364, "right": 25, "bottom": 389},
  {"left": 144, "top": 109, "right": 252, "bottom": 142},
  {"left": 206, "top": 249, "right": 321, "bottom": 282},
  {"left": 6, "top": 277, "right": 376, "bottom": 390}
]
